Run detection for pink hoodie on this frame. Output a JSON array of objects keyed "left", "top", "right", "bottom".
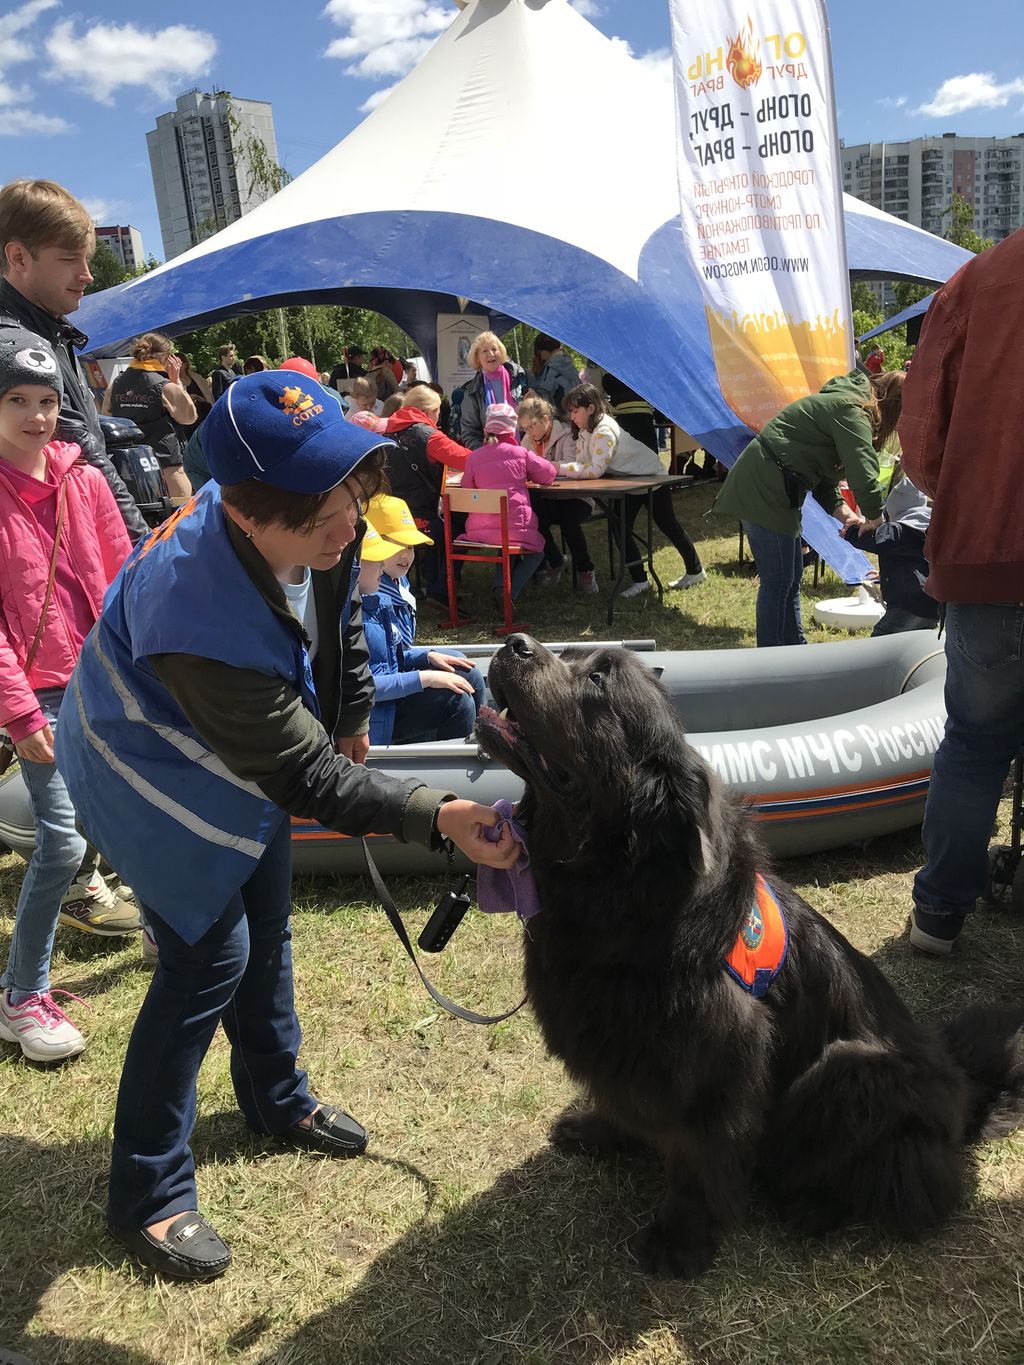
[
  {"left": 459, "top": 434, "right": 557, "bottom": 553},
  {"left": 0, "top": 441, "right": 131, "bottom": 740}
]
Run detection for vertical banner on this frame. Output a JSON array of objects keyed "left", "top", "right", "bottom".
[
  {"left": 669, "top": 2, "right": 854, "bottom": 430},
  {"left": 436, "top": 312, "right": 489, "bottom": 401}
]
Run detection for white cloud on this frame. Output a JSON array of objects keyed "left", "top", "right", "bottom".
[
  {"left": 0, "top": 105, "right": 67, "bottom": 135},
  {"left": 609, "top": 37, "right": 673, "bottom": 88},
  {"left": 916, "top": 71, "right": 1024, "bottom": 118},
  {"left": 81, "top": 196, "right": 130, "bottom": 224},
  {"left": 358, "top": 86, "right": 397, "bottom": 114},
  {"left": 44, "top": 19, "right": 216, "bottom": 105},
  {"left": 323, "top": 0, "right": 452, "bottom": 102},
  {"left": 569, "top": 0, "right": 603, "bottom": 16},
  {"left": 876, "top": 94, "right": 907, "bottom": 109},
  {"left": 0, "top": 0, "right": 62, "bottom": 134}
]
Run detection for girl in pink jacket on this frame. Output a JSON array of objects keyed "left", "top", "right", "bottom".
[
  {"left": 0, "top": 330, "right": 131, "bottom": 1062},
  {"left": 459, "top": 403, "right": 557, "bottom": 601}
]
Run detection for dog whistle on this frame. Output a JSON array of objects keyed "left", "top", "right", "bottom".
[{"left": 418, "top": 876, "right": 473, "bottom": 952}]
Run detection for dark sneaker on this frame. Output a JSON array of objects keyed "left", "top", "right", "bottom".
[
  {"left": 59, "top": 875, "right": 142, "bottom": 936},
  {"left": 909, "top": 907, "right": 967, "bottom": 956}
]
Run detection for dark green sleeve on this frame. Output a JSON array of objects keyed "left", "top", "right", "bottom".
[
  {"left": 826, "top": 407, "right": 884, "bottom": 519},
  {"left": 150, "top": 653, "right": 451, "bottom": 848},
  {"left": 337, "top": 571, "right": 374, "bottom": 739}
]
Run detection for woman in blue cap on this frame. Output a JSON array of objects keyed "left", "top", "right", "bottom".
[{"left": 57, "top": 371, "right": 519, "bottom": 1282}]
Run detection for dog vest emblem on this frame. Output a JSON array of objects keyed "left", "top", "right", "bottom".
[{"left": 723, "top": 874, "right": 789, "bottom": 998}]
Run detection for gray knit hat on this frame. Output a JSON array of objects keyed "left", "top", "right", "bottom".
[{"left": 0, "top": 328, "right": 64, "bottom": 402}]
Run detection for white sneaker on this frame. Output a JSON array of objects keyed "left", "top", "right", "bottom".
[
  {"left": 577, "top": 570, "right": 599, "bottom": 595},
  {"left": 668, "top": 569, "right": 708, "bottom": 590},
  {"left": 0, "top": 988, "right": 86, "bottom": 1062},
  {"left": 619, "top": 580, "right": 650, "bottom": 599}
]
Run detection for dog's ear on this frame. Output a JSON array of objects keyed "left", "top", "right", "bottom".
[{"left": 624, "top": 748, "right": 715, "bottom": 883}]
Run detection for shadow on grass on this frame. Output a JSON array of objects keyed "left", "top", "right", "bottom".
[{"left": 246, "top": 1141, "right": 1024, "bottom": 1365}]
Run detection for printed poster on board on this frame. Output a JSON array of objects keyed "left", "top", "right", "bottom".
[
  {"left": 436, "top": 312, "right": 489, "bottom": 403},
  {"left": 669, "top": 1, "right": 854, "bottom": 430}
]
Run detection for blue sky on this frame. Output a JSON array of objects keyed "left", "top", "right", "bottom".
[{"left": 2, "top": 0, "right": 1024, "bottom": 264}]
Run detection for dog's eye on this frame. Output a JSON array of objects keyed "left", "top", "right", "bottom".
[{"left": 588, "top": 671, "right": 605, "bottom": 689}]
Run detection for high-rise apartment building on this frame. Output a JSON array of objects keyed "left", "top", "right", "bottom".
[
  {"left": 95, "top": 224, "right": 144, "bottom": 270},
  {"left": 840, "top": 133, "right": 1024, "bottom": 243},
  {"left": 147, "top": 89, "right": 279, "bottom": 261}
]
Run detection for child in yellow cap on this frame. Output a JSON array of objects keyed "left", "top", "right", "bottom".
[{"left": 361, "top": 495, "right": 484, "bottom": 745}]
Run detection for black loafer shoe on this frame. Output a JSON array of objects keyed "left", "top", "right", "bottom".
[
  {"left": 283, "top": 1103, "right": 368, "bottom": 1157},
  {"left": 109, "top": 1211, "right": 231, "bottom": 1281}
]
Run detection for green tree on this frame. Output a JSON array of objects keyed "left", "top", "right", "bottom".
[
  {"left": 85, "top": 241, "right": 132, "bottom": 294},
  {"left": 942, "top": 193, "right": 992, "bottom": 254}
]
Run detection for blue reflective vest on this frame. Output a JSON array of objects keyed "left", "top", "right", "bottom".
[{"left": 57, "top": 485, "right": 319, "bottom": 945}]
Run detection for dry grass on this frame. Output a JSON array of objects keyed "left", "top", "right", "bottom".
[{"left": 2, "top": 484, "right": 1023, "bottom": 1365}]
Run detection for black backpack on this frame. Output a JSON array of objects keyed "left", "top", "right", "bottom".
[{"left": 99, "top": 415, "right": 173, "bottom": 528}]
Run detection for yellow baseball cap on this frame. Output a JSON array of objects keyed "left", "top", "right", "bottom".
[
  {"left": 358, "top": 520, "right": 396, "bottom": 562},
  {"left": 366, "top": 493, "right": 434, "bottom": 546}
]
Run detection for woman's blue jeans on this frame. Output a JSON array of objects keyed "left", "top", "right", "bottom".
[
  {"left": 914, "top": 602, "right": 1024, "bottom": 921},
  {"left": 742, "top": 521, "right": 807, "bottom": 647},
  {"left": 1, "top": 688, "right": 86, "bottom": 999},
  {"left": 107, "top": 820, "right": 315, "bottom": 1230}
]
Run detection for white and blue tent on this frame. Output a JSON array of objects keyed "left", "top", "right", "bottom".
[{"left": 77, "top": 0, "right": 971, "bottom": 578}]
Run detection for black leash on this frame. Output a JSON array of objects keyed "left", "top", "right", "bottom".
[{"left": 360, "top": 837, "right": 528, "bottom": 1025}]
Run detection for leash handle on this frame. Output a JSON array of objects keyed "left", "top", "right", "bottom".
[{"left": 361, "top": 837, "right": 527, "bottom": 1026}]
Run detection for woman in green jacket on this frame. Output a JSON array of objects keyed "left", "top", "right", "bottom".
[{"left": 714, "top": 370, "right": 904, "bottom": 647}]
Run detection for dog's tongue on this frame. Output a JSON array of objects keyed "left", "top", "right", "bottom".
[{"left": 479, "top": 704, "right": 518, "bottom": 737}]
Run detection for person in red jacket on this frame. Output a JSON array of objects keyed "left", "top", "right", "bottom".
[
  {"left": 0, "top": 329, "right": 133, "bottom": 1061},
  {"left": 383, "top": 383, "right": 470, "bottom": 608},
  {"left": 898, "top": 226, "right": 1024, "bottom": 955}
]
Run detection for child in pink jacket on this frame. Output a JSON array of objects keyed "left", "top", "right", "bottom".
[
  {"left": 0, "top": 330, "right": 132, "bottom": 1062},
  {"left": 459, "top": 403, "right": 557, "bottom": 601}
]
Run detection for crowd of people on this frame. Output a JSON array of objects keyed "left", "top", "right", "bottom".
[{"left": 0, "top": 172, "right": 1016, "bottom": 1281}]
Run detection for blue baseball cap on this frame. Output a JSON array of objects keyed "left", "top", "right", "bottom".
[{"left": 203, "top": 371, "right": 393, "bottom": 494}]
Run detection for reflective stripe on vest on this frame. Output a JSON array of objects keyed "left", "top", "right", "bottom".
[
  {"left": 722, "top": 874, "right": 789, "bottom": 998},
  {"left": 70, "top": 660, "right": 266, "bottom": 860}
]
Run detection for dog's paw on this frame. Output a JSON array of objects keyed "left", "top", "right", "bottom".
[
  {"left": 629, "top": 1220, "right": 717, "bottom": 1280},
  {"left": 549, "top": 1109, "right": 639, "bottom": 1156}
]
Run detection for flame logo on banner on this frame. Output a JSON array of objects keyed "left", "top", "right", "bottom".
[{"left": 726, "top": 17, "right": 762, "bottom": 89}]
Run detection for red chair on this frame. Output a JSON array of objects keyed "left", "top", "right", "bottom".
[{"left": 441, "top": 486, "right": 530, "bottom": 636}]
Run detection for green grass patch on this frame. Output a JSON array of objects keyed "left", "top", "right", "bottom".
[{"left": 2, "top": 487, "right": 1022, "bottom": 1364}]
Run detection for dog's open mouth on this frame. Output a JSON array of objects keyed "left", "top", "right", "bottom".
[{"left": 477, "top": 702, "right": 520, "bottom": 745}]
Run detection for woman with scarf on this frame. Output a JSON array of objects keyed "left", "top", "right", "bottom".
[{"left": 458, "top": 331, "right": 527, "bottom": 451}]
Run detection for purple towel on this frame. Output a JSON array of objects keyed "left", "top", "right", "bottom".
[{"left": 477, "top": 798, "right": 541, "bottom": 920}]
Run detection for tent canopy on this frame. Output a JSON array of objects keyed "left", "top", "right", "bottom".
[
  {"left": 858, "top": 293, "right": 935, "bottom": 343},
  {"left": 77, "top": 0, "right": 972, "bottom": 580}
]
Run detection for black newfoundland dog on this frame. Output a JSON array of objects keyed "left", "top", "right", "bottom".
[{"left": 476, "top": 636, "right": 1024, "bottom": 1279}]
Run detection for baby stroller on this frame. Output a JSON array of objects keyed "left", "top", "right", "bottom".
[{"left": 982, "top": 750, "right": 1024, "bottom": 911}]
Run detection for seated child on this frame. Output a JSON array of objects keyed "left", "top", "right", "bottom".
[
  {"left": 843, "top": 463, "right": 938, "bottom": 636},
  {"left": 359, "top": 514, "right": 484, "bottom": 745},
  {"left": 460, "top": 402, "right": 557, "bottom": 602}
]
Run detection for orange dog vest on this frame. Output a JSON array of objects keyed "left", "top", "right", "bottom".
[{"left": 723, "top": 874, "right": 789, "bottom": 998}]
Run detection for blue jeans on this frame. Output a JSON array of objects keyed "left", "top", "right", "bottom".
[
  {"left": 742, "top": 521, "right": 807, "bottom": 647},
  {"left": 914, "top": 602, "right": 1024, "bottom": 921},
  {"left": 107, "top": 820, "right": 314, "bottom": 1229},
  {"left": 391, "top": 659, "right": 485, "bottom": 744},
  {"left": 1, "top": 688, "right": 86, "bottom": 999},
  {"left": 495, "top": 551, "right": 544, "bottom": 603}
]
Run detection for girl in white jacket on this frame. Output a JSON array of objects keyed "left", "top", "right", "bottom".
[{"left": 562, "top": 384, "right": 706, "bottom": 598}]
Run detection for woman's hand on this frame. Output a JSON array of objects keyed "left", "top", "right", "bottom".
[
  {"left": 15, "top": 723, "right": 54, "bottom": 765},
  {"left": 436, "top": 799, "right": 521, "bottom": 869},
  {"left": 164, "top": 354, "right": 183, "bottom": 385},
  {"left": 335, "top": 734, "right": 370, "bottom": 764},
  {"left": 426, "top": 651, "right": 474, "bottom": 673},
  {"left": 420, "top": 670, "right": 475, "bottom": 695}
]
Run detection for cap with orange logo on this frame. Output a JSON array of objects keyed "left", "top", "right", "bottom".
[{"left": 203, "top": 371, "right": 393, "bottom": 494}]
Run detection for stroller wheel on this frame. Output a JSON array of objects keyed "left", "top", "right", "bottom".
[
  {"left": 1011, "top": 858, "right": 1024, "bottom": 915},
  {"left": 983, "top": 844, "right": 1017, "bottom": 905}
]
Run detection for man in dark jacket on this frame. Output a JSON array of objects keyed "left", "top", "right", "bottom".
[
  {"left": 0, "top": 179, "right": 147, "bottom": 543},
  {"left": 899, "top": 226, "right": 1024, "bottom": 955}
]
